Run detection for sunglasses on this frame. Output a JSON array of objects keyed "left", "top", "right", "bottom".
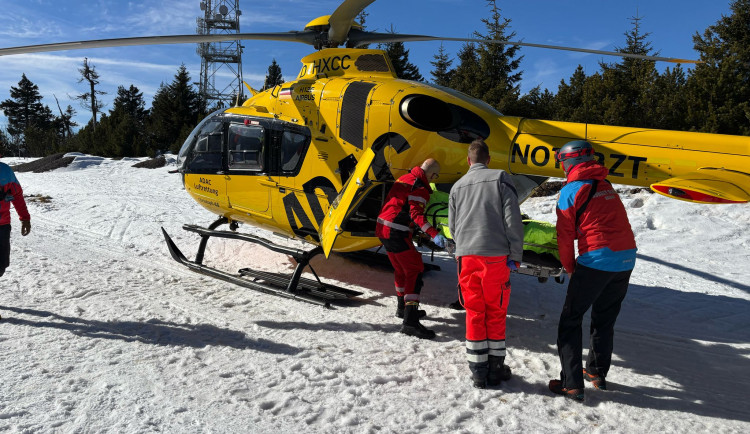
[{"left": 555, "top": 148, "right": 592, "bottom": 162}]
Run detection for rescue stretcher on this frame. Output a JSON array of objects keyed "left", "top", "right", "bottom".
[{"left": 425, "top": 186, "right": 566, "bottom": 284}]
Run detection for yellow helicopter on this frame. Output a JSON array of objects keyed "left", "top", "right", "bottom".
[{"left": 2, "top": 0, "right": 749, "bottom": 305}]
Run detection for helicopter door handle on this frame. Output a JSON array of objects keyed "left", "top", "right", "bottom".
[{"left": 259, "top": 180, "right": 277, "bottom": 187}]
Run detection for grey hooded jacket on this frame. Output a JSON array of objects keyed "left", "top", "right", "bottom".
[{"left": 448, "top": 163, "right": 524, "bottom": 260}]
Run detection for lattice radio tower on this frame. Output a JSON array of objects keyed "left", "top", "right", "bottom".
[{"left": 196, "top": 0, "right": 243, "bottom": 108}]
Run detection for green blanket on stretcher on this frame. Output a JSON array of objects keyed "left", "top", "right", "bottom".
[{"left": 425, "top": 184, "right": 559, "bottom": 260}]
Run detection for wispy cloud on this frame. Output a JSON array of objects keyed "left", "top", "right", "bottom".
[
  {"left": 0, "top": 12, "right": 64, "bottom": 39},
  {"left": 121, "top": 0, "right": 197, "bottom": 34},
  {"left": 0, "top": 51, "right": 200, "bottom": 127},
  {"left": 521, "top": 58, "right": 565, "bottom": 94}
]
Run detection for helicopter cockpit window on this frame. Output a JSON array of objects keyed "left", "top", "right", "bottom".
[
  {"left": 179, "top": 118, "right": 224, "bottom": 174},
  {"left": 437, "top": 105, "right": 490, "bottom": 144},
  {"left": 280, "top": 130, "right": 309, "bottom": 173},
  {"left": 228, "top": 124, "right": 265, "bottom": 171}
]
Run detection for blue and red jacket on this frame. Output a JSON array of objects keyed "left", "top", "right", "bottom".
[
  {"left": 376, "top": 166, "right": 439, "bottom": 241},
  {"left": 0, "top": 162, "right": 30, "bottom": 226},
  {"left": 556, "top": 160, "right": 636, "bottom": 274}
]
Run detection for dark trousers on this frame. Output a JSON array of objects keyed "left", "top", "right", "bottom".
[
  {"left": 557, "top": 263, "right": 632, "bottom": 389},
  {"left": 0, "top": 224, "right": 10, "bottom": 277}
]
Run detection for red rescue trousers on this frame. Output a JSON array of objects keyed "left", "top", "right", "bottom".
[
  {"left": 382, "top": 236, "right": 424, "bottom": 302},
  {"left": 458, "top": 255, "right": 511, "bottom": 341}
]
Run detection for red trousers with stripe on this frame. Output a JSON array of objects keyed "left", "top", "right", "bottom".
[
  {"left": 458, "top": 255, "right": 511, "bottom": 341},
  {"left": 386, "top": 245, "right": 424, "bottom": 299},
  {"left": 380, "top": 235, "right": 424, "bottom": 300}
]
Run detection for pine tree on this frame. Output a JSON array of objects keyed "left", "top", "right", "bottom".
[
  {"left": 263, "top": 59, "right": 284, "bottom": 90},
  {"left": 553, "top": 66, "right": 607, "bottom": 124},
  {"left": 112, "top": 85, "right": 148, "bottom": 122},
  {"left": 380, "top": 26, "right": 424, "bottom": 81},
  {"left": 75, "top": 58, "right": 107, "bottom": 132},
  {"left": 686, "top": 0, "right": 750, "bottom": 135},
  {"left": 0, "top": 74, "right": 49, "bottom": 137},
  {"left": 515, "top": 86, "right": 556, "bottom": 119},
  {"left": 449, "top": 43, "right": 482, "bottom": 96},
  {"left": 0, "top": 74, "right": 57, "bottom": 156},
  {"left": 0, "top": 129, "right": 11, "bottom": 156},
  {"left": 651, "top": 65, "right": 688, "bottom": 130},
  {"left": 24, "top": 123, "right": 58, "bottom": 157},
  {"left": 354, "top": 10, "right": 370, "bottom": 49},
  {"left": 430, "top": 44, "right": 454, "bottom": 87},
  {"left": 553, "top": 66, "right": 587, "bottom": 122},
  {"left": 383, "top": 41, "right": 423, "bottom": 81},
  {"left": 148, "top": 65, "right": 206, "bottom": 153},
  {"left": 58, "top": 105, "right": 78, "bottom": 151},
  {"left": 107, "top": 85, "right": 149, "bottom": 157},
  {"left": 473, "top": 0, "right": 523, "bottom": 113},
  {"left": 50, "top": 94, "right": 78, "bottom": 147},
  {"left": 598, "top": 15, "right": 658, "bottom": 128}
]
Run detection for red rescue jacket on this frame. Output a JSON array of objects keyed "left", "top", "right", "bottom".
[
  {"left": 1, "top": 162, "right": 30, "bottom": 226},
  {"left": 556, "top": 161, "right": 637, "bottom": 273},
  {"left": 376, "top": 166, "right": 439, "bottom": 241}
]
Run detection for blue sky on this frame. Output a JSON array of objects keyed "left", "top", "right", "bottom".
[{"left": 0, "top": 0, "right": 733, "bottom": 130}]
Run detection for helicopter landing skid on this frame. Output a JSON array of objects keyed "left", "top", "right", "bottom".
[{"left": 161, "top": 219, "right": 362, "bottom": 307}]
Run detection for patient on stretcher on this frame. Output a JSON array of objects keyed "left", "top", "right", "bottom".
[{"left": 425, "top": 184, "right": 562, "bottom": 270}]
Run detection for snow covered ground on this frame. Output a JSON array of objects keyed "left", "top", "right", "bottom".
[{"left": 1, "top": 155, "right": 749, "bottom": 433}]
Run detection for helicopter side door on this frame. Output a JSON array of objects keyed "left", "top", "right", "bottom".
[
  {"left": 318, "top": 146, "right": 377, "bottom": 256},
  {"left": 224, "top": 121, "right": 274, "bottom": 219},
  {"left": 270, "top": 122, "right": 323, "bottom": 240}
]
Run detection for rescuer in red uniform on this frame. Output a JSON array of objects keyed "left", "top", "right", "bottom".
[{"left": 376, "top": 158, "right": 446, "bottom": 340}]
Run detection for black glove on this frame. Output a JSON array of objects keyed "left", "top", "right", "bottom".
[{"left": 21, "top": 220, "right": 31, "bottom": 236}]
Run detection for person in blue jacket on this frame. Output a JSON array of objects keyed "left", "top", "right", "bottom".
[
  {"left": 548, "top": 140, "right": 637, "bottom": 402},
  {"left": 1, "top": 159, "right": 31, "bottom": 279}
]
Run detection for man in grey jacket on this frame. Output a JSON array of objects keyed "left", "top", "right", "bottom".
[{"left": 449, "top": 138, "right": 524, "bottom": 389}]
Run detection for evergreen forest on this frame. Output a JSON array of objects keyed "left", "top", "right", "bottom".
[{"left": 1, "top": 0, "right": 748, "bottom": 158}]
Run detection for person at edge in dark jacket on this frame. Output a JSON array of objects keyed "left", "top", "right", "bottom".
[
  {"left": 448, "top": 139, "right": 524, "bottom": 389},
  {"left": 1, "top": 159, "right": 32, "bottom": 288},
  {"left": 375, "top": 158, "right": 447, "bottom": 340},
  {"left": 548, "top": 140, "right": 637, "bottom": 402}
]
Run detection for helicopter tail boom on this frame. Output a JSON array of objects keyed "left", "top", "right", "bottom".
[{"left": 502, "top": 118, "right": 750, "bottom": 203}]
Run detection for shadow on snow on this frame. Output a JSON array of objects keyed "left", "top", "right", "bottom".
[{"left": 0, "top": 305, "right": 302, "bottom": 355}]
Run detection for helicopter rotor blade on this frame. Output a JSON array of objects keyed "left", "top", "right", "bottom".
[
  {"left": 327, "top": 0, "right": 376, "bottom": 46},
  {"left": 349, "top": 31, "right": 699, "bottom": 64},
  {"left": 0, "top": 25, "right": 699, "bottom": 65},
  {"left": 0, "top": 32, "right": 318, "bottom": 57}
]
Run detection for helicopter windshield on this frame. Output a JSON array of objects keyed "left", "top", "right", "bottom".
[{"left": 177, "top": 109, "right": 225, "bottom": 173}]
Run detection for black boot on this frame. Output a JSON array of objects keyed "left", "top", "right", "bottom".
[
  {"left": 396, "top": 295, "right": 426, "bottom": 319},
  {"left": 487, "top": 355, "right": 512, "bottom": 386},
  {"left": 469, "top": 361, "right": 489, "bottom": 389},
  {"left": 448, "top": 299, "right": 464, "bottom": 310},
  {"left": 400, "top": 304, "right": 435, "bottom": 339}
]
